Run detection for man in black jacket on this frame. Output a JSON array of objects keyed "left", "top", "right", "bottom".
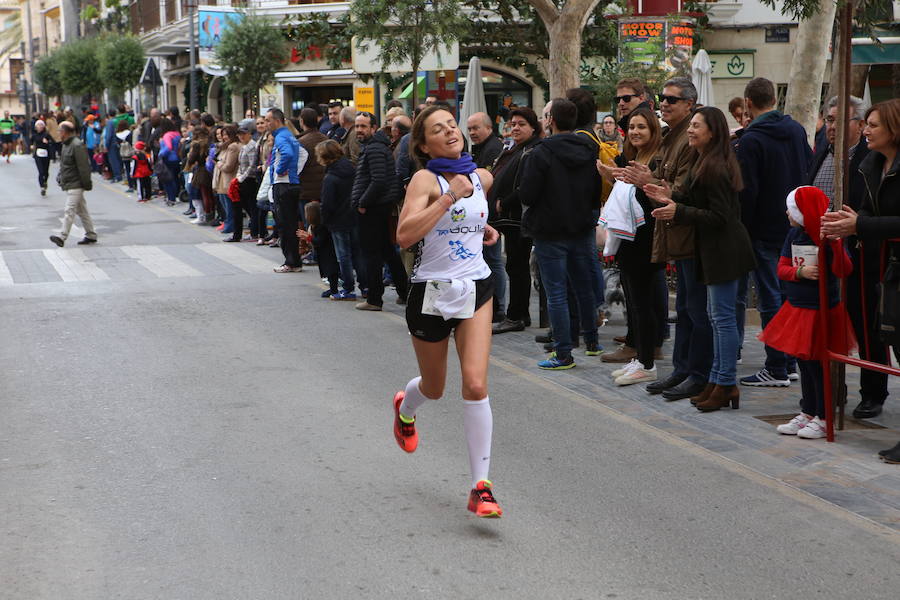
[
  {"left": 350, "top": 111, "right": 409, "bottom": 311},
  {"left": 736, "top": 77, "right": 812, "bottom": 388},
  {"left": 519, "top": 98, "right": 602, "bottom": 370}
]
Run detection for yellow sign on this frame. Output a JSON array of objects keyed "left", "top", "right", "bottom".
[{"left": 355, "top": 87, "right": 375, "bottom": 113}]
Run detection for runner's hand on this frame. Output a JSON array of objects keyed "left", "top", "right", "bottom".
[
  {"left": 483, "top": 224, "right": 499, "bottom": 246},
  {"left": 448, "top": 173, "right": 474, "bottom": 200}
]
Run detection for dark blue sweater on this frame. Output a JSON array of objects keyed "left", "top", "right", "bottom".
[
  {"left": 736, "top": 111, "right": 812, "bottom": 246},
  {"left": 780, "top": 227, "right": 850, "bottom": 309}
]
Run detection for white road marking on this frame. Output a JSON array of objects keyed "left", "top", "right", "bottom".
[
  {"left": 0, "top": 252, "right": 14, "bottom": 285},
  {"left": 42, "top": 248, "right": 110, "bottom": 282},
  {"left": 120, "top": 245, "right": 203, "bottom": 278},
  {"left": 196, "top": 243, "right": 274, "bottom": 273}
]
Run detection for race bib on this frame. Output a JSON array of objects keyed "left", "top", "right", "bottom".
[
  {"left": 36, "top": 149, "right": 48, "bottom": 158},
  {"left": 421, "top": 280, "right": 476, "bottom": 319},
  {"left": 791, "top": 244, "right": 819, "bottom": 268}
]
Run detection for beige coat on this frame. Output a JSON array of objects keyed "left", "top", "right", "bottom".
[{"left": 212, "top": 142, "right": 241, "bottom": 194}]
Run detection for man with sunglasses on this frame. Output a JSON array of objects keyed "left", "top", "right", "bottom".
[
  {"left": 614, "top": 78, "right": 652, "bottom": 133},
  {"left": 619, "top": 77, "right": 713, "bottom": 401}
]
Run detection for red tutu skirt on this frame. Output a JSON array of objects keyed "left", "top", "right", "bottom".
[{"left": 758, "top": 301, "right": 857, "bottom": 361}]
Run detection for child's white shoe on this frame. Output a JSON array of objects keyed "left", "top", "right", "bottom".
[
  {"left": 797, "top": 417, "right": 827, "bottom": 439},
  {"left": 611, "top": 359, "right": 639, "bottom": 379},
  {"left": 776, "top": 413, "right": 810, "bottom": 435}
]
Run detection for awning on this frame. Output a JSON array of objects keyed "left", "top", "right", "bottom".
[
  {"left": 200, "top": 64, "right": 228, "bottom": 77},
  {"left": 852, "top": 35, "right": 900, "bottom": 65},
  {"left": 398, "top": 75, "right": 426, "bottom": 100}
]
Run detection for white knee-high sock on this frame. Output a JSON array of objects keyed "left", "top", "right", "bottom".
[
  {"left": 464, "top": 397, "right": 493, "bottom": 487},
  {"left": 399, "top": 376, "right": 430, "bottom": 419}
]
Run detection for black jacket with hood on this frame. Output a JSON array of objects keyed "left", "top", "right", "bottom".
[
  {"left": 857, "top": 150, "right": 900, "bottom": 259},
  {"left": 321, "top": 157, "right": 357, "bottom": 232},
  {"left": 518, "top": 132, "right": 601, "bottom": 241},
  {"left": 351, "top": 129, "right": 399, "bottom": 210},
  {"left": 736, "top": 110, "right": 812, "bottom": 246}
]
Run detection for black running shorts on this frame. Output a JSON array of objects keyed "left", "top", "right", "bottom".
[{"left": 406, "top": 275, "right": 495, "bottom": 342}]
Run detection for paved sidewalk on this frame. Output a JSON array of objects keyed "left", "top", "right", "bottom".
[{"left": 381, "top": 293, "right": 900, "bottom": 531}]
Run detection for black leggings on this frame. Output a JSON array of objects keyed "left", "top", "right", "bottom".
[
  {"left": 621, "top": 263, "right": 663, "bottom": 368},
  {"left": 35, "top": 156, "right": 50, "bottom": 189}
]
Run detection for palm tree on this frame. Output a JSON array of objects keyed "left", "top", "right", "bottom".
[{"left": 0, "top": 9, "right": 22, "bottom": 59}]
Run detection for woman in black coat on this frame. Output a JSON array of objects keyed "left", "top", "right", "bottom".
[
  {"left": 822, "top": 98, "right": 900, "bottom": 462},
  {"left": 489, "top": 107, "right": 542, "bottom": 333},
  {"left": 646, "top": 107, "right": 756, "bottom": 412},
  {"left": 31, "top": 120, "right": 53, "bottom": 196}
]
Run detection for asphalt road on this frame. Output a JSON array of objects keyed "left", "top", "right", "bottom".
[{"left": 2, "top": 155, "right": 899, "bottom": 599}]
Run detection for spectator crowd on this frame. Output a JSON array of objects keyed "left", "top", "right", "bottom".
[{"left": 20, "top": 81, "right": 900, "bottom": 460}]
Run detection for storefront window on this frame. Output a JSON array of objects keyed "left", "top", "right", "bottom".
[{"left": 289, "top": 85, "right": 354, "bottom": 116}]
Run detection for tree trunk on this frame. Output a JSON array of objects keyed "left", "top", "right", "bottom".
[
  {"left": 783, "top": 0, "right": 838, "bottom": 148},
  {"left": 530, "top": 0, "right": 602, "bottom": 99},
  {"left": 546, "top": 16, "right": 583, "bottom": 98}
]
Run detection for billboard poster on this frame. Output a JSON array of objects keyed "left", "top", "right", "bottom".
[
  {"left": 618, "top": 18, "right": 695, "bottom": 71},
  {"left": 198, "top": 8, "right": 243, "bottom": 63}
]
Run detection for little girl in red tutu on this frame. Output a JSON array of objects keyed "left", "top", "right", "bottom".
[{"left": 761, "top": 186, "right": 856, "bottom": 439}]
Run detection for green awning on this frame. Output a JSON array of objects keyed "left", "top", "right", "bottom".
[
  {"left": 398, "top": 75, "right": 426, "bottom": 100},
  {"left": 852, "top": 43, "right": 900, "bottom": 65}
]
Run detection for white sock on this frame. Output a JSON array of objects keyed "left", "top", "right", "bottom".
[
  {"left": 399, "top": 376, "right": 430, "bottom": 419},
  {"left": 464, "top": 397, "right": 493, "bottom": 487}
]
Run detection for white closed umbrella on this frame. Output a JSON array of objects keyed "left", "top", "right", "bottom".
[
  {"left": 459, "top": 56, "right": 488, "bottom": 147},
  {"left": 691, "top": 49, "right": 715, "bottom": 107}
]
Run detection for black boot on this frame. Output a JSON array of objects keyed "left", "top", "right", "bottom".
[
  {"left": 879, "top": 441, "right": 900, "bottom": 464},
  {"left": 852, "top": 398, "right": 884, "bottom": 419}
]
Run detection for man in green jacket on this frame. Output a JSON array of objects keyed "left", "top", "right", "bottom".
[{"left": 50, "top": 121, "right": 98, "bottom": 247}]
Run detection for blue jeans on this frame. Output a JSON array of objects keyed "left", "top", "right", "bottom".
[
  {"left": 331, "top": 228, "right": 366, "bottom": 293},
  {"left": 707, "top": 279, "right": 740, "bottom": 385},
  {"left": 533, "top": 232, "right": 598, "bottom": 359},
  {"left": 218, "top": 193, "right": 234, "bottom": 233},
  {"left": 482, "top": 237, "right": 507, "bottom": 313},
  {"left": 737, "top": 240, "right": 788, "bottom": 378},
  {"left": 108, "top": 146, "right": 122, "bottom": 181},
  {"left": 162, "top": 161, "right": 180, "bottom": 203},
  {"left": 672, "top": 259, "right": 713, "bottom": 383}
]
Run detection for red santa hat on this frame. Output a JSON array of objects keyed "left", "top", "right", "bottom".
[
  {"left": 134, "top": 141, "right": 146, "bottom": 151},
  {"left": 786, "top": 186, "right": 829, "bottom": 244}
]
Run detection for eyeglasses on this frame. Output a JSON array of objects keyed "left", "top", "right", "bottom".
[
  {"left": 658, "top": 95, "right": 686, "bottom": 105},
  {"left": 542, "top": 113, "right": 550, "bottom": 120},
  {"left": 614, "top": 95, "right": 637, "bottom": 104},
  {"left": 824, "top": 116, "right": 860, "bottom": 124}
]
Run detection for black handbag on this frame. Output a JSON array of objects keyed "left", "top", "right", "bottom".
[{"left": 877, "top": 257, "right": 900, "bottom": 346}]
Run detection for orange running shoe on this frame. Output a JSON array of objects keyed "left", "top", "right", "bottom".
[
  {"left": 467, "top": 480, "right": 503, "bottom": 518},
  {"left": 393, "top": 391, "right": 418, "bottom": 453}
]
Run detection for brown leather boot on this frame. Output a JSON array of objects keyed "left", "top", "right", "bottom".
[
  {"left": 689, "top": 383, "right": 717, "bottom": 406},
  {"left": 696, "top": 384, "right": 740, "bottom": 412},
  {"left": 601, "top": 345, "right": 637, "bottom": 363}
]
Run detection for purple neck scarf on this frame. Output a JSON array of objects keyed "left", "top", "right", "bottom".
[{"left": 426, "top": 152, "right": 477, "bottom": 176}]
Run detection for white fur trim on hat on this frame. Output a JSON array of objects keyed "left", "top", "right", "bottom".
[{"left": 786, "top": 186, "right": 808, "bottom": 227}]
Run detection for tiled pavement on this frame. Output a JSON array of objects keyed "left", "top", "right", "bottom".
[{"left": 380, "top": 298, "right": 900, "bottom": 532}]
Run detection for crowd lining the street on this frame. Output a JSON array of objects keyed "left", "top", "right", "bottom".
[{"left": 18, "top": 77, "right": 900, "bottom": 462}]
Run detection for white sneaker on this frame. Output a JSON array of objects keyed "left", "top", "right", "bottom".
[
  {"left": 787, "top": 371, "right": 800, "bottom": 382},
  {"left": 611, "top": 359, "right": 640, "bottom": 379},
  {"left": 776, "top": 413, "right": 811, "bottom": 435},
  {"left": 615, "top": 364, "right": 657, "bottom": 386},
  {"left": 797, "top": 417, "right": 827, "bottom": 439}
]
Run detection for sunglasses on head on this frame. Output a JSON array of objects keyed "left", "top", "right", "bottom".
[
  {"left": 658, "top": 95, "right": 686, "bottom": 105},
  {"left": 614, "top": 94, "right": 637, "bottom": 104}
]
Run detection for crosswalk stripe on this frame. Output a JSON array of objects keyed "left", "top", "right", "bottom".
[
  {"left": 195, "top": 243, "right": 274, "bottom": 274},
  {"left": 0, "top": 252, "right": 13, "bottom": 285},
  {"left": 120, "top": 245, "right": 203, "bottom": 278},
  {"left": 42, "top": 249, "right": 111, "bottom": 282}
]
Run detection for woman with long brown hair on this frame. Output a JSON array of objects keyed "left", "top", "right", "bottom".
[
  {"left": 391, "top": 105, "right": 504, "bottom": 518},
  {"left": 646, "top": 106, "right": 756, "bottom": 411},
  {"left": 213, "top": 124, "right": 241, "bottom": 236},
  {"left": 598, "top": 107, "right": 664, "bottom": 384}
]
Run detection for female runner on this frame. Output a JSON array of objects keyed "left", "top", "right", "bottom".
[{"left": 393, "top": 105, "right": 503, "bottom": 518}]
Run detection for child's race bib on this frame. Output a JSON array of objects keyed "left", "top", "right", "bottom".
[
  {"left": 35, "top": 149, "right": 48, "bottom": 158},
  {"left": 791, "top": 244, "right": 819, "bottom": 268}
]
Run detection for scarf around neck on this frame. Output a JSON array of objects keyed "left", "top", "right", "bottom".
[{"left": 426, "top": 152, "right": 477, "bottom": 176}]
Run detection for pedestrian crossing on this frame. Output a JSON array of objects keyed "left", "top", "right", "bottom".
[{"left": 0, "top": 243, "right": 278, "bottom": 285}]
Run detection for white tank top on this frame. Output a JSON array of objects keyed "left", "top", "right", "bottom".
[{"left": 410, "top": 172, "right": 492, "bottom": 283}]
